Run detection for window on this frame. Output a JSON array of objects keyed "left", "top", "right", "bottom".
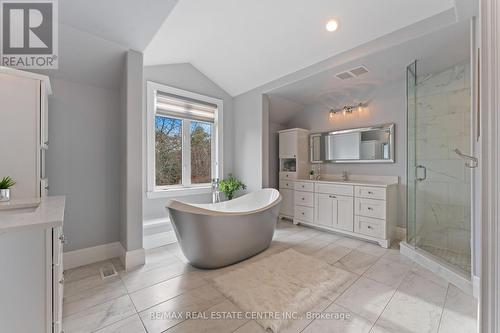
[{"left": 147, "top": 82, "right": 223, "bottom": 197}]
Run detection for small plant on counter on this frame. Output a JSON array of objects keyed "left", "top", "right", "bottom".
[
  {"left": 219, "top": 174, "right": 246, "bottom": 200},
  {"left": 0, "top": 176, "right": 15, "bottom": 189}
]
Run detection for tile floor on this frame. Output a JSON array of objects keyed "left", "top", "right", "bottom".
[{"left": 62, "top": 221, "right": 478, "bottom": 333}]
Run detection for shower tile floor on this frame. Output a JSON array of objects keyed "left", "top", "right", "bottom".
[{"left": 62, "top": 221, "right": 477, "bottom": 333}]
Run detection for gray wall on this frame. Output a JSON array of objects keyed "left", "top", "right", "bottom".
[
  {"left": 47, "top": 79, "right": 121, "bottom": 251},
  {"left": 142, "top": 63, "right": 234, "bottom": 221},
  {"left": 120, "top": 50, "right": 144, "bottom": 252},
  {"left": 286, "top": 80, "right": 407, "bottom": 226}
]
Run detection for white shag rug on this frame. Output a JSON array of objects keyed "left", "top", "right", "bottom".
[{"left": 213, "top": 248, "right": 355, "bottom": 332}]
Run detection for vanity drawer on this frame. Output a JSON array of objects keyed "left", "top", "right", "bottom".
[
  {"left": 294, "top": 190, "right": 314, "bottom": 207},
  {"left": 294, "top": 181, "right": 314, "bottom": 192},
  {"left": 280, "top": 172, "right": 297, "bottom": 180},
  {"left": 315, "top": 183, "right": 354, "bottom": 196},
  {"left": 279, "top": 180, "right": 294, "bottom": 190},
  {"left": 355, "top": 198, "right": 386, "bottom": 219},
  {"left": 294, "top": 205, "right": 313, "bottom": 223},
  {"left": 355, "top": 186, "right": 386, "bottom": 200},
  {"left": 354, "top": 215, "right": 386, "bottom": 239}
]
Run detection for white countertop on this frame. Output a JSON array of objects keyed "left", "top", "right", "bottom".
[
  {"left": 293, "top": 178, "right": 398, "bottom": 187},
  {"left": 0, "top": 196, "right": 65, "bottom": 233}
]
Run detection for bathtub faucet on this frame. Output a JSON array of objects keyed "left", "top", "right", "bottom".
[{"left": 211, "top": 178, "right": 221, "bottom": 203}]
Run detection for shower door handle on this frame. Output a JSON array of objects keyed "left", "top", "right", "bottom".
[
  {"left": 416, "top": 165, "right": 426, "bottom": 182},
  {"left": 453, "top": 149, "right": 478, "bottom": 168}
]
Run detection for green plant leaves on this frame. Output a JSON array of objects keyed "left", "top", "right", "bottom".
[
  {"left": 0, "top": 176, "right": 15, "bottom": 189},
  {"left": 219, "top": 174, "right": 246, "bottom": 200}
]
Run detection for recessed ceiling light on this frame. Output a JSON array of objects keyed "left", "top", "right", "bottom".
[{"left": 326, "top": 19, "right": 339, "bottom": 32}]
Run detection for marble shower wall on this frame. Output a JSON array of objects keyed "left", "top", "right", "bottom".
[{"left": 414, "top": 61, "right": 471, "bottom": 256}]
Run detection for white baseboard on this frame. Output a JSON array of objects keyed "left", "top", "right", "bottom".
[
  {"left": 120, "top": 247, "right": 146, "bottom": 271},
  {"left": 64, "top": 242, "right": 124, "bottom": 270}
]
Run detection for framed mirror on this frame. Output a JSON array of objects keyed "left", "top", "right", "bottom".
[{"left": 310, "top": 123, "right": 395, "bottom": 163}]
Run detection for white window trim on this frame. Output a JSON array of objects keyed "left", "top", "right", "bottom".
[{"left": 146, "top": 81, "right": 223, "bottom": 198}]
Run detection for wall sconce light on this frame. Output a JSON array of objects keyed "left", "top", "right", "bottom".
[{"left": 329, "top": 102, "right": 367, "bottom": 119}]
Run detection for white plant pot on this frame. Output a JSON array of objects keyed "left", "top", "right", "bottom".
[{"left": 0, "top": 189, "right": 10, "bottom": 202}]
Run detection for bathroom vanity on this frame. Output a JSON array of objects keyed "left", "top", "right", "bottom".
[
  {"left": 0, "top": 67, "right": 65, "bottom": 332},
  {"left": 278, "top": 126, "right": 398, "bottom": 247},
  {"left": 280, "top": 177, "right": 398, "bottom": 248},
  {"left": 0, "top": 197, "right": 66, "bottom": 333}
]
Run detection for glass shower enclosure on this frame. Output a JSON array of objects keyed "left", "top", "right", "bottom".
[{"left": 406, "top": 58, "right": 473, "bottom": 276}]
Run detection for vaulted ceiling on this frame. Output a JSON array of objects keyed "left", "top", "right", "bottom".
[{"left": 144, "top": 0, "right": 456, "bottom": 96}]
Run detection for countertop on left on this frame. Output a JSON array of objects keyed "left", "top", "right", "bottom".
[{"left": 0, "top": 196, "right": 65, "bottom": 233}]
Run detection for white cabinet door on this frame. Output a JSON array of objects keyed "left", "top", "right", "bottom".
[
  {"left": 315, "top": 193, "right": 334, "bottom": 227},
  {"left": 279, "top": 131, "right": 297, "bottom": 158},
  {"left": 333, "top": 195, "right": 354, "bottom": 232},
  {"left": 279, "top": 188, "right": 294, "bottom": 217}
]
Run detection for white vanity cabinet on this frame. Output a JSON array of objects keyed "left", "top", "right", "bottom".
[
  {"left": 278, "top": 129, "right": 309, "bottom": 219},
  {"left": 315, "top": 193, "right": 354, "bottom": 231},
  {"left": 0, "top": 197, "right": 65, "bottom": 333},
  {"left": 288, "top": 179, "right": 398, "bottom": 248},
  {"left": 279, "top": 180, "right": 295, "bottom": 218}
]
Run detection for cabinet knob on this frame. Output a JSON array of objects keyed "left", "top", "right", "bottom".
[
  {"left": 302, "top": 197, "right": 305, "bottom": 200},
  {"left": 368, "top": 191, "right": 373, "bottom": 194},
  {"left": 367, "top": 207, "right": 373, "bottom": 211},
  {"left": 329, "top": 195, "right": 336, "bottom": 199},
  {"left": 301, "top": 212, "right": 305, "bottom": 215},
  {"left": 59, "top": 234, "right": 66, "bottom": 244},
  {"left": 59, "top": 278, "right": 65, "bottom": 285},
  {"left": 367, "top": 225, "right": 373, "bottom": 229}
]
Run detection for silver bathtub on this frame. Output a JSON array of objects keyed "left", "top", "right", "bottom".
[{"left": 166, "top": 189, "right": 282, "bottom": 269}]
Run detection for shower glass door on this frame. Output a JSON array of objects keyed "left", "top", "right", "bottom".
[{"left": 406, "top": 59, "right": 473, "bottom": 275}]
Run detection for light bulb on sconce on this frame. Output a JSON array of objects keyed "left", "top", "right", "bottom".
[{"left": 329, "top": 102, "right": 368, "bottom": 119}]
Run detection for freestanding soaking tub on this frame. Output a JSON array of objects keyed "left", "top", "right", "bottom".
[{"left": 166, "top": 188, "right": 282, "bottom": 269}]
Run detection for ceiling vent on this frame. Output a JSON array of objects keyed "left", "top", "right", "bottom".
[
  {"left": 335, "top": 71, "right": 355, "bottom": 80},
  {"left": 335, "top": 66, "right": 369, "bottom": 80},
  {"left": 350, "top": 66, "right": 369, "bottom": 77}
]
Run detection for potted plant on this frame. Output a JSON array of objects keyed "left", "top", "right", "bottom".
[
  {"left": 219, "top": 174, "right": 246, "bottom": 200},
  {"left": 0, "top": 176, "right": 16, "bottom": 202}
]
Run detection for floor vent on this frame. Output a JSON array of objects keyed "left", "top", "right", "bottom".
[{"left": 99, "top": 262, "right": 118, "bottom": 279}]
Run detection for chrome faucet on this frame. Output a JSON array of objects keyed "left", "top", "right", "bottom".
[
  {"left": 211, "top": 178, "right": 221, "bottom": 203},
  {"left": 342, "top": 171, "right": 349, "bottom": 182}
]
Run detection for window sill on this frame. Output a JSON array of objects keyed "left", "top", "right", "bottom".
[{"left": 147, "top": 186, "right": 212, "bottom": 199}]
